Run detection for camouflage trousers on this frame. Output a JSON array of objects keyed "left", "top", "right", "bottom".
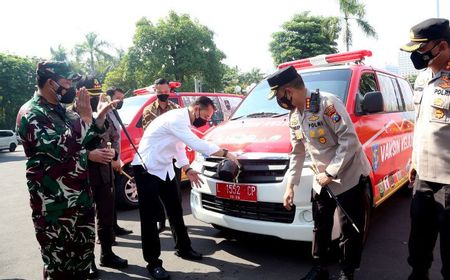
[{"left": 32, "top": 206, "right": 95, "bottom": 280}]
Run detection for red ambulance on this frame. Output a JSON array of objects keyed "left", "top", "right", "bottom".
[{"left": 190, "top": 50, "right": 415, "bottom": 241}]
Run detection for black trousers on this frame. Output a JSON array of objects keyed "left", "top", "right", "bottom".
[
  {"left": 408, "top": 177, "right": 450, "bottom": 279},
  {"left": 156, "top": 163, "right": 182, "bottom": 222},
  {"left": 89, "top": 162, "right": 115, "bottom": 246},
  {"left": 133, "top": 165, "right": 191, "bottom": 269},
  {"left": 311, "top": 176, "right": 367, "bottom": 272}
]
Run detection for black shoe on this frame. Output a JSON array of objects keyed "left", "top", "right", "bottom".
[
  {"left": 114, "top": 226, "right": 133, "bottom": 236},
  {"left": 337, "top": 270, "right": 354, "bottom": 280},
  {"left": 100, "top": 253, "right": 128, "bottom": 269},
  {"left": 408, "top": 269, "right": 429, "bottom": 280},
  {"left": 175, "top": 248, "right": 203, "bottom": 260},
  {"left": 300, "top": 266, "right": 329, "bottom": 280},
  {"left": 157, "top": 220, "right": 166, "bottom": 233},
  {"left": 147, "top": 266, "right": 170, "bottom": 280},
  {"left": 87, "top": 262, "right": 99, "bottom": 279}
]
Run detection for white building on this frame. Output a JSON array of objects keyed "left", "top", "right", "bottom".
[{"left": 398, "top": 51, "right": 420, "bottom": 77}]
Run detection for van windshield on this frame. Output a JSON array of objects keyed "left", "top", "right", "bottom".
[
  {"left": 232, "top": 69, "right": 351, "bottom": 119},
  {"left": 117, "top": 95, "right": 150, "bottom": 125}
]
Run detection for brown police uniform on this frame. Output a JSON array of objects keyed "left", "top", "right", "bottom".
[{"left": 142, "top": 99, "right": 179, "bottom": 131}]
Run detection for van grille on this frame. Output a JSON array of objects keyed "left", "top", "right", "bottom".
[
  {"left": 201, "top": 193, "right": 295, "bottom": 223},
  {"left": 202, "top": 157, "right": 289, "bottom": 183}
]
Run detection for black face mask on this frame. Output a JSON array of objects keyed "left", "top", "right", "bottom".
[
  {"left": 193, "top": 117, "right": 207, "bottom": 127},
  {"left": 276, "top": 90, "right": 295, "bottom": 110},
  {"left": 53, "top": 81, "right": 77, "bottom": 104},
  {"left": 410, "top": 43, "right": 440, "bottom": 70},
  {"left": 157, "top": 94, "right": 169, "bottom": 102},
  {"left": 115, "top": 100, "right": 123, "bottom": 110}
]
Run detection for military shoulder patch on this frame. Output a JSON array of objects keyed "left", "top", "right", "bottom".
[{"left": 305, "top": 98, "right": 311, "bottom": 110}]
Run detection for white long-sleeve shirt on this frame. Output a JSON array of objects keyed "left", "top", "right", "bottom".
[{"left": 131, "top": 107, "right": 220, "bottom": 180}]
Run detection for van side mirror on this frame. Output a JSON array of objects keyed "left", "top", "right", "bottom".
[{"left": 362, "top": 91, "right": 384, "bottom": 114}]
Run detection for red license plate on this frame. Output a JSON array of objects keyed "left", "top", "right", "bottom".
[{"left": 216, "top": 183, "right": 257, "bottom": 202}]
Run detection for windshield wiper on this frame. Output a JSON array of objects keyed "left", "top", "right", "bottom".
[{"left": 246, "top": 112, "right": 279, "bottom": 118}]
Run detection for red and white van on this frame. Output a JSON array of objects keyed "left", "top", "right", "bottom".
[
  {"left": 116, "top": 88, "right": 243, "bottom": 208},
  {"left": 190, "top": 50, "right": 415, "bottom": 241}
]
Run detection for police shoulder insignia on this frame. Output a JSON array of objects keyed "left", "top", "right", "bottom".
[
  {"left": 305, "top": 98, "right": 311, "bottom": 110},
  {"left": 319, "top": 136, "right": 327, "bottom": 144},
  {"left": 438, "top": 75, "right": 450, "bottom": 89},
  {"left": 309, "top": 130, "right": 316, "bottom": 138}
]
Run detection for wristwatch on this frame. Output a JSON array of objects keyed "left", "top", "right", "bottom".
[
  {"left": 222, "top": 148, "right": 228, "bottom": 157},
  {"left": 325, "top": 171, "right": 334, "bottom": 178}
]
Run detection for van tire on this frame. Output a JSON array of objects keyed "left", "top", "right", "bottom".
[
  {"left": 9, "top": 143, "right": 16, "bottom": 152},
  {"left": 116, "top": 166, "right": 139, "bottom": 209}
]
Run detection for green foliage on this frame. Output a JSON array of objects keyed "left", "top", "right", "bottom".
[
  {"left": 270, "top": 12, "right": 341, "bottom": 66},
  {"left": 222, "top": 66, "right": 264, "bottom": 94},
  {"left": 0, "top": 53, "right": 36, "bottom": 130},
  {"left": 405, "top": 74, "right": 418, "bottom": 85},
  {"left": 73, "top": 32, "right": 114, "bottom": 76},
  {"left": 104, "top": 11, "right": 226, "bottom": 92},
  {"left": 338, "top": 0, "right": 377, "bottom": 51}
]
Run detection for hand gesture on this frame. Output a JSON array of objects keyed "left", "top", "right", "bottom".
[
  {"left": 409, "top": 167, "right": 417, "bottom": 184},
  {"left": 225, "top": 152, "right": 239, "bottom": 166},
  {"left": 97, "top": 94, "right": 120, "bottom": 120},
  {"left": 283, "top": 186, "right": 295, "bottom": 211},
  {"left": 186, "top": 169, "right": 204, "bottom": 188},
  {"left": 75, "top": 87, "right": 93, "bottom": 123}
]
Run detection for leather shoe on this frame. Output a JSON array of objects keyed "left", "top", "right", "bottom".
[
  {"left": 87, "top": 262, "right": 99, "bottom": 279},
  {"left": 300, "top": 266, "right": 329, "bottom": 280},
  {"left": 175, "top": 248, "right": 203, "bottom": 260},
  {"left": 100, "top": 253, "right": 128, "bottom": 268},
  {"left": 114, "top": 226, "right": 133, "bottom": 236},
  {"left": 408, "top": 269, "right": 430, "bottom": 280},
  {"left": 148, "top": 266, "right": 170, "bottom": 280}
]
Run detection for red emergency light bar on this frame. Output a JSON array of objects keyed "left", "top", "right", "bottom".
[{"left": 278, "top": 50, "right": 372, "bottom": 70}]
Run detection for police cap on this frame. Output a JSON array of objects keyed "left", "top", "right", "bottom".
[
  {"left": 76, "top": 75, "right": 103, "bottom": 95},
  {"left": 401, "top": 18, "right": 450, "bottom": 52},
  {"left": 267, "top": 66, "right": 300, "bottom": 100}
]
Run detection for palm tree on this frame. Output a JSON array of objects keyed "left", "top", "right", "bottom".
[
  {"left": 338, "top": 0, "right": 377, "bottom": 51},
  {"left": 74, "top": 32, "right": 112, "bottom": 73},
  {"left": 50, "top": 45, "right": 68, "bottom": 61}
]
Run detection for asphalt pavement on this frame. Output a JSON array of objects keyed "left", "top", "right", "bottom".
[{"left": 0, "top": 146, "right": 442, "bottom": 280}]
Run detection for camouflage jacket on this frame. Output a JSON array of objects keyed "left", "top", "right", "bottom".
[
  {"left": 142, "top": 99, "right": 179, "bottom": 130},
  {"left": 16, "top": 93, "right": 104, "bottom": 218}
]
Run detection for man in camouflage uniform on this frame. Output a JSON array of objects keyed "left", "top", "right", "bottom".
[
  {"left": 401, "top": 18, "right": 450, "bottom": 280},
  {"left": 268, "top": 66, "right": 371, "bottom": 280},
  {"left": 16, "top": 62, "right": 114, "bottom": 279},
  {"left": 142, "top": 78, "right": 179, "bottom": 232}
]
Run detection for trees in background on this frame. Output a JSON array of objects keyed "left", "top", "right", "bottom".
[
  {"left": 0, "top": 54, "right": 36, "bottom": 130},
  {"left": 269, "top": 12, "right": 341, "bottom": 65}
]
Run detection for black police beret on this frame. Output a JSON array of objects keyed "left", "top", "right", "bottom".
[
  {"left": 267, "top": 66, "right": 300, "bottom": 100},
  {"left": 401, "top": 18, "right": 450, "bottom": 52},
  {"left": 76, "top": 75, "right": 103, "bottom": 95}
]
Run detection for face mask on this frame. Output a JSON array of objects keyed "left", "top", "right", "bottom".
[
  {"left": 276, "top": 90, "right": 295, "bottom": 110},
  {"left": 193, "top": 109, "right": 208, "bottom": 127},
  {"left": 410, "top": 42, "right": 440, "bottom": 70},
  {"left": 53, "top": 80, "right": 77, "bottom": 104},
  {"left": 157, "top": 94, "right": 169, "bottom": 102},
  {"left": 115, "top": 100, "right": 123, "bottom": 110}
]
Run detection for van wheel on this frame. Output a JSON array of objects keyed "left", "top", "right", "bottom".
[
  {"left": 9, "top": 143, "right": 16, "bottom": 152},
  {"left": 116, "top": 166, "right": 139, "bottom": 209}
]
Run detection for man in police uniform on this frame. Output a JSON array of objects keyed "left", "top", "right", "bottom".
[
  {"left": 401, "top": 18, "right": 450, "bottom": 280},
  {"left": 268, "top": 66, "right": 371, "bottom": 280},
  {"left": 76, "top": 76, "right": 128, "bottom": 278},
  {"left": 142, "top": 78, "right": 180, "bottom": 232},
  {"left": 16, "top": 62, "right": 115, "bottom": 279}
]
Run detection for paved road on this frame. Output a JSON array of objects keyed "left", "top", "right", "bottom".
[{"left": 0, "top": 146, "right": 442, "bottom": 280}]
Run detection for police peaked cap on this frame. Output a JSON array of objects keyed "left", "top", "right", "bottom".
[
  {"left": 401, "top": 18, "right": 450, "bottom": 52},
  {"left": 267, "top": 66, "right": 300, "bottom": 100}
]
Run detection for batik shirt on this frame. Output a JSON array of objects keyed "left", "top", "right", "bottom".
[{"left": 16, "top": 93, "right": 104, "bottom": 218}]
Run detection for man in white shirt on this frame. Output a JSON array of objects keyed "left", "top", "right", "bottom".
[{"left": 132, "top": 96, "right": 237, "bottom": 280}]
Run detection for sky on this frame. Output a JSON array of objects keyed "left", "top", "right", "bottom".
[{"left": 1, "top": 0, "right": 449, "bottom": 74}]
